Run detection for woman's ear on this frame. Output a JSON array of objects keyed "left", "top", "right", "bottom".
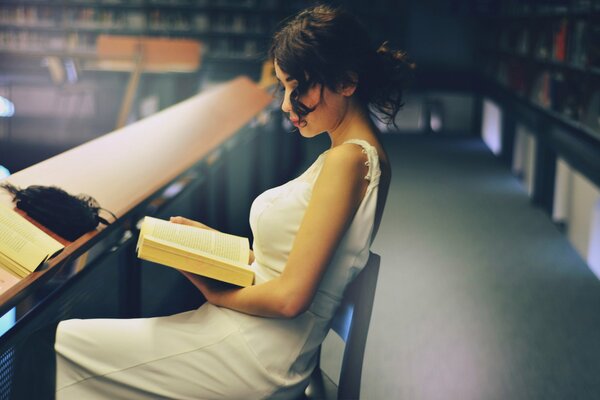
[{"left": 339, "top": 71, "right": 358, "bottom": 97}]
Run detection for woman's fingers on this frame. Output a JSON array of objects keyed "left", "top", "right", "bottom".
[
  {"left": 170, "top": 216, "right": 197, "bottom": 226},
  {"left": 170, "top": 216, "right": 208, "bottom": 229},
  {"left": 170, "top": 216, "right": 188, "bottom": 224}
]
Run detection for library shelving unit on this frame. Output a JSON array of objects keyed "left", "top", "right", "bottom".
[
  {"left": 476, "top": 0, "right": 600, "bottom": 215},
  {"left": 0, "top": 0, "right": 288, "bottom": 68},
  {"left": 0, "top": 0, "right": 291, "bottom": 173},
  {"left": 0, "top": 0, "right": 404, "bottom": 174},
  {"left": 0, "top": 0, "right": 404, "bottom": 74}
]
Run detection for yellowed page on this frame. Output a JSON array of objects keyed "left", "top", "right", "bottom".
[
  {"left": 0, "top": 267, "right": 19, "bottom": 294},
  {"left": 143, "top": 236, "right": 252, "bottom": 272},
  {"left": 0, "top": 253, "right": 32, "bottom": 278},
  {"left": 140, "top": 244, "right": 253, "bottom": 287},
  {"left": 139, "top": 216, "right": 249, "bottom": 265},
  {"left": 0, "top": 206, "right": 55, "bottom": 274},
  {"left": 0, "top": 203, "right": 64, "bottom": 257}
]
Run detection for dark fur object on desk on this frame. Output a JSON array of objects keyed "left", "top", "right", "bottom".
[{"left": 1, "top": 183, "right": 114, "bottom": 241}]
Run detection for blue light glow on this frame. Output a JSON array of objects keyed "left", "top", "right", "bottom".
[
  {"left": 0, "top": 308, "right": 16, "bottom": 336},
  {"left": 0, "top": 96, "right": 15, "bottom": 117},
  {"left": 0, "top": 165, "right": 9, "bottom": 179}
]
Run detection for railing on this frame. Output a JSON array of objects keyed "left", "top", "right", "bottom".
[{"left": 0, "top": 76, "right": 305, "bottom": 396}]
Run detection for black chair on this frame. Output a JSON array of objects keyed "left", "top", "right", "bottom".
[{"left": 305, "top": 251, "right": 381, "bottom": 400}]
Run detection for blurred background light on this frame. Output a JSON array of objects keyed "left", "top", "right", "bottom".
[
  {"left": 0, "top": 165, "right": 10, "bottom": 179},
  {"left": 0, "top": 96, "right": 14, "bottom": 117}
]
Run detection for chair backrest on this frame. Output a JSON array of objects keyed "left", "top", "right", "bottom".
[{"left": 328, "top": 251, "right": 381, "bottom": 399}]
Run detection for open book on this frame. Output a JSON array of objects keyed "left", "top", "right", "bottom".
[
  {"left": 136, "top": 216, "right": 254, "bottom": 287},
  {"left": 0, "top": 202, "right": 65, "bottom": 279}
]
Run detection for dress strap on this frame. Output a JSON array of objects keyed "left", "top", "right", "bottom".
[{"left": 341, "top": 139, "right": 381, "bottom": 185}]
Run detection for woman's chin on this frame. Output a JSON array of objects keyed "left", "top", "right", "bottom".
[
  {"left": 299, "top": 130, "right": 317, "bottom": 139},
  {"left": 296, "top": 126, "right": 309, "bottom": 136},
  {"left": 297, "top": 126, "right": 323, "bottom": 138}
]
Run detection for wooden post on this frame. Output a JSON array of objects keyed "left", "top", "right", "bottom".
[{"left": 116, "top": 49, "right": 144, "bottom": 129}]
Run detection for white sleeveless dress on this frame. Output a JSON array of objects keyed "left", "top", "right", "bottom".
[{"left": 55, "top": 138, "right": 381, "bottom": 399}]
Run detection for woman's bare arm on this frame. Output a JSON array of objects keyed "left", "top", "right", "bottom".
[{"left": 186, "top": 144, "right": 369, "bottom": 318}]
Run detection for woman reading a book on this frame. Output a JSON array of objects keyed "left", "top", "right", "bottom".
[{"left": 15, "top": 4, "right": 414, "bottom": 399}]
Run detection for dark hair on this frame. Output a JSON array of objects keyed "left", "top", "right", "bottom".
[{"left": 269, "top": 4, "right": 416, "bottom": 129}]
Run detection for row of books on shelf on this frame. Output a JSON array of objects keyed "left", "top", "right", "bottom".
[
  {"left": 0, "top": 30, "right": 265, "bottom": 59},
  {"left": 0, "top": 31, "right": 96, "bottom": 52},
  {"left": 0, "top": 6, "right": 277, "bottom": 35},
  {"left": 203, "top": 38, "right": 260, "bottom": 58},
  {"left": 492, "top": 19, "right": 599, "bottom": 69},
  {"left": 497, "top": 0, "right": 600, "bottom": 15},
  {"left": 485, "top": 59, "right": 599, "bottom": 134},
  {"left": 2, "top": 0, "right": 277, "bottom": 9}
]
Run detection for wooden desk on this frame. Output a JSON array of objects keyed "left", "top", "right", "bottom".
[{"left": 0, "top": 75, "right": 272, "bottom": 323}]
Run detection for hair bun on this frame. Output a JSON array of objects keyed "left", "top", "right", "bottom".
[
  {"left": 364, "top": 41, "right": 416, "bottom": 127},
  {"left": 376, "top": 41, "right": 416, "bottom": 81}
]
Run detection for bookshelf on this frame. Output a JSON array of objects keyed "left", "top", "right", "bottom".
[
  {"left": 0, "top": 0, "right": 285, "bottom": 63},
  {"left": 478, "top": 0, "right": 600, "bottom": 142},
  {"left": 0, "top": 0, "right": 404, "bottom": 65},
  {"left": 473, "top": 0, "right": 600, "bottom": 267},
  {"left": 475, "top": 0, "right": 600, "bottom": 224},
  {"left": 0, "top": 0, "right": 404, "bottom": 174}
]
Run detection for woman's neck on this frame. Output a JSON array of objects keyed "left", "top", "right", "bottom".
[{"left": 328, "top": 98, "right": 377, "bottom": 148}]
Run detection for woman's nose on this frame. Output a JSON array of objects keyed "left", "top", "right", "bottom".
[{"left": 280, "top": 92, "right": 292, "bottom": 113}]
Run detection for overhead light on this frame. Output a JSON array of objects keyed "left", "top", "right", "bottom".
[{"left": 0, "top": 96, "right": 14, "bottom": 117}]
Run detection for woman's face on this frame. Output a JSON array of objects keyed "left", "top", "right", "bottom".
[{"left": 274, "top": 61, "right": 350, "bottom": 138}]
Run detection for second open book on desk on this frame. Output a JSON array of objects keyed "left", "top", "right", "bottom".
[
  {"left": 136, "top": 216, "right": 254, "bottom": 287},
  {"left": 0, "top": 202, "right": 64, "bottom": 281}
]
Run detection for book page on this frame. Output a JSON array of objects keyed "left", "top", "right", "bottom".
[
  {"left": 0, "top": 267, "right": 19, "bottom": 295},
  {"left": 144, "top": 236, "right": 252, "bottom": 271},
  {"left": 139, "top": 217, "right": 249, "bottom": 265},
  {"left": 139, "top": 242, "right": 253, "bottom": 286},
  {"left": 0, "top": 205, "right": 55, "bottom": 272},
  {"left": 0, "top": 203, "right": 64, "bottom": 256}
]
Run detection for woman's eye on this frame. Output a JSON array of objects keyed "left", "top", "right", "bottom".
[{"left": 273, "top": 84, "right": 285, "bottom": 96}]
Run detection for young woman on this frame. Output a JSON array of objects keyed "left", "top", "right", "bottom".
[{"left": 51, "top": 4, "right": 414, "bottom": 399}]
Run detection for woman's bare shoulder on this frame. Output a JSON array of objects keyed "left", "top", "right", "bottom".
[{"left": 321, "top": 144, "right": 370, "bottom": 182}]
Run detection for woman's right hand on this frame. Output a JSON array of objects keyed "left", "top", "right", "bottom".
[{"left": 170, "top": 216, "right": 215, "bottom": 231}]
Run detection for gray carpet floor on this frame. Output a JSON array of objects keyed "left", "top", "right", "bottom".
[{"left": 362, "top": 134, "right": 600, "bottom": 399}]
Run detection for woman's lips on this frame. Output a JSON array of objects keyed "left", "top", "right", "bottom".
[{"left": 291, "top": 119, "right": 300, "bottom": 127}]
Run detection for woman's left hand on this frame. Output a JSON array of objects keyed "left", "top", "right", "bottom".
[{"left": 178, "top": 270, "right": 230, "bottom": 305}]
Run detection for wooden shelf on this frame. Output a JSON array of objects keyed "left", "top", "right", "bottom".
[
  {"left": 482, "top": 4, "right": 600, "bottom": 19},
  {"left": 0, "top": 0, "right": 282, "bottom": 13},
  {"left": 486, "top": 48, "right": 600, "bottom": 79},
  {"left": 204, "top": 54, "right": 263, "bottom": 62},
  {"left": 489, "top": 79, "right": 600, "bottom": 144},
  {"left": 0, "top": 47, "right": 97, "bottom": 58},
  {"left": 0, "top": 0, "right": 282, "bottom": 64},
  {"left": 0, "top": 22, "right": 271, "bottom": 38}
]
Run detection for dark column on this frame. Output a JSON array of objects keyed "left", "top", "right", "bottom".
[{"left": 531, "top": 122, "right": 557, "bottom": 216}]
